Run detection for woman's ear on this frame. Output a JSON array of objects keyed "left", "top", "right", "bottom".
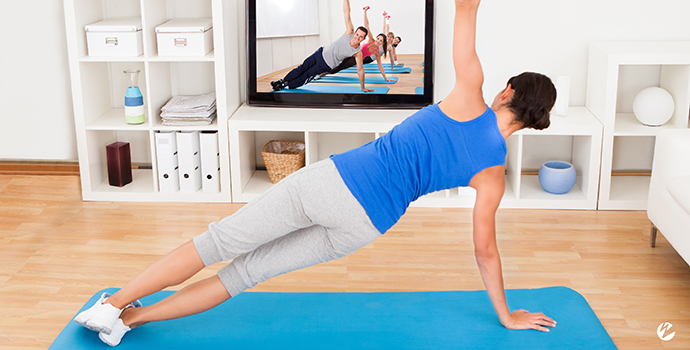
[{"left": 500, "top": 84, "right": 514, "bottom": 101}]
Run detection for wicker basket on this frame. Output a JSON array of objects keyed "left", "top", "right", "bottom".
[{"left": 261, "top": 140, "right": 306, "bottom": 184}]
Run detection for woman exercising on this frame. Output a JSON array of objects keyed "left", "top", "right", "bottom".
[
  {"left": 383, "top": 13, "right": 401, "bottom": 69},
  {"left": 270, "top": 0, "right": 368, "bottom": 91},
  {"left": 75, "top": 0, "right": 557, "bottom": 346},
  {"left": 326, "top": 6, "right": 392, "bottom": 82}
]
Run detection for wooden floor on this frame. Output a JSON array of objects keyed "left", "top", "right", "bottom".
[
  {"left": 258, "top": 54, "right": 424, "bottom": 94},
  {"left": 1, "top": 174, "right": 689, "bottom": 349}
]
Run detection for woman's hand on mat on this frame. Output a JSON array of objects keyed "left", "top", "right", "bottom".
[
  {"left": 362, "top": 87, "right": 375, "bottom": 92},
  {"left": 504, "top": 309, "right": 557, "bottom": 332}
]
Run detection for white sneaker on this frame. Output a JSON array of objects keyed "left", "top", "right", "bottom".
[
  {"left": 73, "top": 293, "right": 122, "bottom": 335},
  {"left": 98, "top": 301, "right": 142, "bottom": 347},
  {"left": 99, "top": 318, "right": 131, "bottom": 347}
]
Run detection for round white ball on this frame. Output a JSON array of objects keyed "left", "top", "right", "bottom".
[{"left": 632, "top": 87, "right": 675, "bottom": 127}]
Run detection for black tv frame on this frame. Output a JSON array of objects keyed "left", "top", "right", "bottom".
[{"left": 246, "top": 0, "right": 435, "bottom": 109}]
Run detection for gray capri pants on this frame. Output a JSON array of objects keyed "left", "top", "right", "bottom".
[{"left": 193, "top": 158, "right": 381, "bottom": 297}]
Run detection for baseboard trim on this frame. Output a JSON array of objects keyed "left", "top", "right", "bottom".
[{"left": 0, "top": 162, "right": 80, "bottom": 176}]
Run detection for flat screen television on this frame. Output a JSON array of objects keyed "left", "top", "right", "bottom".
[{"left": 246, "top": 0, "right": 435, "bottom": 108}]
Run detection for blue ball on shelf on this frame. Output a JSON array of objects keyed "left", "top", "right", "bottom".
[{"left": 538, "top": 161, "right": 576, "bottom": 195}]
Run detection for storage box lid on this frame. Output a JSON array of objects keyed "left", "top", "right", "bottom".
[
  {"left": 85, "top": 17, "right": 142, "bottom": 32},
  {"left": 155, "top": 18, "right": 213, "bottom": 33}
]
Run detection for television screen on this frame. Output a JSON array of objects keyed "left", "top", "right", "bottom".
[{"left": 246, "top": 0, "right": 435, "bottom": 108}]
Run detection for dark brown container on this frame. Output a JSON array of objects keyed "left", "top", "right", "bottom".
[{"left": 106, "top": 142, "right": 133, "bottom": 187}]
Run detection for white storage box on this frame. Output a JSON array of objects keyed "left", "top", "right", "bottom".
[
  {"left": 156, "top": 19, "right": 213, "bottom": 57},
  {"left": 85, "top": 18, "right": 143, "bottom": 57}
]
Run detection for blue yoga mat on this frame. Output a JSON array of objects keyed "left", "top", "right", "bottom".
[
  {"left": 311, "top": 76, "right": 398, "bottom": 85},
  {"left": 51, "top": 287, "right": 616, "bottom": 349},
  {"left": 415, "top": 87, "right": 424, "bottom": 95},
  {"left": 338, "top": 67, "right": 411, "bottom": 74},
  {"left": 364, "top": 63, "right": 405, "bottom": 68},
  {"left": 275, "top": 85, "right": 389, "bottom": 94}
]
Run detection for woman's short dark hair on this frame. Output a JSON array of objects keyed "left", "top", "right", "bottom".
[{"left": 506, "top": 72, "right": 557, "bottom": 130}]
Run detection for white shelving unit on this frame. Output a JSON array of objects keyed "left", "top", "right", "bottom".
[
  {"left": 64, "top": 0, "right": 244, "bottom": 202},
  {"left": 229, "top": 104, "right": 603, "bottom": 209},
  {"left": 587, "top": 41, "right": 690, "bottom": 210}
]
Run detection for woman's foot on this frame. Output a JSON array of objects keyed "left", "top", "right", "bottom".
[
  {"left": 73, "top": 293, "right": 122, "bottom": 335},
  {"left": 98, "top": 301, "right": 143, "bottom": 347}
]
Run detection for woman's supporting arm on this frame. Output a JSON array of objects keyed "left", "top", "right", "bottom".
[{"left": 471, "top": 166, "right": 557, "bottom": 332}]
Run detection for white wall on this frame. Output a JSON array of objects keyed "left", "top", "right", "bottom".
[
  {"left": 256, "top": 36, "right": 321, "bottom": 78},
  {"left": 434, "top": 0, "right": 690, "bottom": 106},
  {"left": 2, "top": 0, "right": 690, "bottom": 161},
  {"left": 0, "top": 0, "right": 76, "bottom": 161}
]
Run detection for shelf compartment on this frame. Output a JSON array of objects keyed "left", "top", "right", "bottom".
[
  {"left": 508, "top": 132, "right": 600, "bottom": 210},
  {"left": 84, "top": 130, "right": 154, "bottom": 195},
  {"left": 611, "top": 136, "right": 655, "bottom": 174},
  {"left": 79, "top": 61, "right": 149, "bottom": 127},
  {"left": 67, "top": 0, "right": 142, "bottom": 59},
  {"left": 615, "top": 64, "right": 690, "bottom": 131},
  {"left": 147, "top": 61, "right": 216, "bottom": 127},
  {"left": 142, "top": 0, "right": 213, "bottom": 57},
  {"left": 603, "top": 175, "right": 651, "bottom": 210}
]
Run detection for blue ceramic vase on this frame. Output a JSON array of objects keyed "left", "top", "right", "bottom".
[{"left": 538, "top": 161, "right": 576, "bottom": 194}]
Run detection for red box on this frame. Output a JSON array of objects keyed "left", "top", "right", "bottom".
[{"left": 106, "top": 142, "right": 133, "bottom": 187}]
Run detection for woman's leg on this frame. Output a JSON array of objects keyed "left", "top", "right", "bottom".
[
  {"left": 214, "top": 159, "right": 382, "bottom": 297},
  {"left": 106, "top": 161, "right": 339, "bottom": 310},
  {"left": 119, "top": 221, "right": 379, "bottom": 328},
  {"left": 216, "top": 222, "right": 380, "bottom": 298},
  {"left": 119, "top": 275, "right": 229, "bottom": 328},
  {"left": 105, "top": 240, "right": 205, "bottom": 309}
]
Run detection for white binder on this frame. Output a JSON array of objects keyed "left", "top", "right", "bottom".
[
  {"left": 155, "top": 131, "right": 179, "bottom": 193},
  {"left": 176, "top": 131, "right": 202, "bottom": 193},
  {"left": 200, "top": 131, "right": 221, "bottom": 193}
]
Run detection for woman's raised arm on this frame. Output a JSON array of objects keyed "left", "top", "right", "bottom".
[{"left": 439, "top": 0, "right": 485, "bottom": 120}]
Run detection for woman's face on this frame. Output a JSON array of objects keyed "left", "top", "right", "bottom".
[
  {"left": 375, "top": 35, "right": 385, "bottom": 46},
  {"left": 387, "top": 33, "right": 394, "bottom": 43},
  {"left": 393, "top": 37, "right": 401, "bottom": 46}
]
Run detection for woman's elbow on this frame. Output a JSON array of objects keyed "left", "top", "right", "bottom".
[{"left": 474, "top": 245, "right": 498, "bottom": 263}]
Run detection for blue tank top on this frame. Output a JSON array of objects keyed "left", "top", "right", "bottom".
[{"left": 330, "top": 103, "right": 507, "bottom": 234}]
